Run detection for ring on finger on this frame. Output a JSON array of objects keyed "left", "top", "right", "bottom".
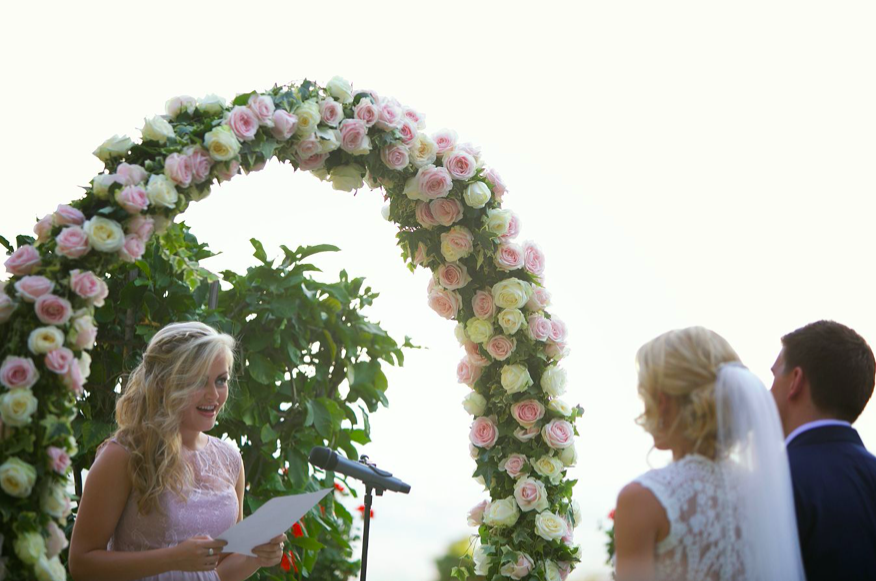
[{"left": 208, "top": 548, "right": 214, "bottom": 557}]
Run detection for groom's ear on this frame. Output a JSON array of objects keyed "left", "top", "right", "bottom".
[{"left": 787, "top": 366, "right": 807, "bottom": 401}]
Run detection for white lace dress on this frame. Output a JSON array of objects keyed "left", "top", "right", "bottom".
[{"left": 633, "top": 454, "right": 749, "bottom": 581}]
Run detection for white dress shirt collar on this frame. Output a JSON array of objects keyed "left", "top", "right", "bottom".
[{"left": 785, "top": 419, "right": 852, "bottom": 446}]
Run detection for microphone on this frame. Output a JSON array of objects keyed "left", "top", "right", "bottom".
[{"left": 308, "top": 447, "right": 411, "bottom": 494}]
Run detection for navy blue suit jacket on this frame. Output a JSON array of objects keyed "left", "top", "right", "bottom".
[{"left": 787, "top": 425, "right": 876, "bottom": 581}]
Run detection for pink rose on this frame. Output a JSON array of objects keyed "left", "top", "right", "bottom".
[
  {"left": 14, "top": 276, "right": 54, "bottom": 302},
  {"left": 53, "top": 204, "right": 85, "bottom": 227},
  {"left": 485, "top": 335, "right": 517, "bottom": 361},
  {"left": 319, "top": 98, "right": 343, "bottom": 127},
  {"left": 35, "top": 294, "right": 73, "bottom": 326},
  {"left": 247, "top": 94, "right": 275, "bottom": 125},
  {"left": 501, "top": 213, "right": 521, "bottom": 240},
  {"left": 440, "top": 227, "right": 474, "bottom": 262},
  {"left": 296, "top": 134, "right": 322, "bottom": 159},
  {"left": 469, "top": 416, "right": 498, "bottom": 449},
  {"left": 467, "top": 500, "right": 488, "bottom": 526},
  {"left": 119, "top": 234, "right": 146, "bottom": 263},
  {"left": 354, "top": 99, "right": 379, "bottom": 127},
  {"left": 226, "top": 106, "right": 259, "bottom": 141},
  {"left": 381, "top": 144, "right": 409, "bottom": 170},
  {"left": 4, "top": 245, "right": 41, "bottom": 276},
  {"left": 398, "top": 119, "right": 418, "bottom": 144},
  {"left": 511, "top": 399, "right": 545, "bottom": 428},
  {"left": 271, "top": 110, "right": 298, "bottom": 141},
  {"left": 70, "top": 315, "right": 98, "bottom": 350},
  {"left": 216, "top": 160, "right": 241, "bottom": 182},
  {"left": 457, "top": 358, "right": 482, "bottom": 387},
  {"left": 429, "top": 198, "right": 463, "bottom": 227},
  {"left": 46, "top": 446, "right": 71, "bottom": 474},
  {"left": 528, "top": 315, "right": 552, "bottom": 342},
  {"left": 458, "top": 142, "right": 482, "bottom": 161},
  {"left": 412, "top": 241, "right": 430, "bottom": 267},
  {"left": 63, "top": 360, "right": 84, "bottom": 395},
  {"left": 115, "top": 185, "right": 150, "bottom": 214},
  {"left": 437, "top": 263, "right": 471, "bottom": 290},
  {"left": 70, "top": 270, "right": 108, "bottom": 306},
  {"left": 443, "top": 150, "right": 477, "bottom": 181},
  {"left": 45, "top": 348, "right": 75, "bottom": 374},
  {"left": 127, "top": 215, "right": 155, "bottom": 242},
  {"left": 549, "top": 318, "right": 568, "bottom": 343},
  {"left": 427, "top": 288, "right": 460, "bottom": 320},
  {"left": 376, "top": 100, "right": 402, "bottom": 130},
  {"left": 432, "top": 130, "right": 458, "bottom": 156},
  {"left": 526, "top": 287, "right": 552, "bottom": 311},
  {"left": 485, "top": 168, "right": 507, "bottom": 201},
  {"left": 523, "top": 242, "right": 545, "bottom": 277},
  {"left": 0, "top": 356, "right": 39, "bottom": 390},
  {"left": 298, "top": 153, "right": 328, "bottom": 171},
  {"left": 402, "top": 106, "right": 425, "bottom": 129},
  {"left": 471, "top": 290, "right": 495, "bottom": 320},
  {"left": 115, "top": 163, "right": 148, "bottom": 186},
  {"left": 183, "top": 146, "right": 212, "bottom": 184},
  {"left": 465, "top": 341, "right": 490, "bottom": 367},
  {"left": 558, "top": 562, "right": 571, "bottom": 581},
  {"left": 339, "top": 119, "right": 369, "bottom": 154},
  {"left": 34, "top": 215, "right": 53, "bottom": 244},
  {"left": 545, "top": 341, "right": 569, "bottom": 361},
  {"left": 542, "top": 419, "right": 575, "bottom": 449},
  {"left": 417, "top": 165, "right": 453, "bottom": 200},
  {"left": 0, "top": 294, "right": 14, "bottom": 323},
  {"left": 562, "top": 517, "right": 575, "bottom": 545},
  {"left": 55, "top": 227, "right": 91, "bottom": 259},
  {"left": 494, "top": 243, "right": 524, "bottom": 271},
  {"left": 514, "top": 479, "right": 549, "bottom": 514},
  {"left": 499, "top": 453, "right": 528, "bottom": 478},
  {"left": 514, "top": 426, "right": 540, "bottom": 442},
  {"left": 45, "top": 521, "right": 68, "bottom": 559},
  {"left": 415, "top": 201, "right": 439, "bottom": 229},
  {"left": 163, "top": 153, "right": 193, "bottom": 188},
  {"left": 500, "top": 553, "right": 534, "bottom": 580}
]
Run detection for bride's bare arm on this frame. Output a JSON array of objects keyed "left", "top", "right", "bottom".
[{"left": 614, "top": 482, "right": 669, "bottom": 581}]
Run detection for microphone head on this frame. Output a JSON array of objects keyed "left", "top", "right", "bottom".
[{"left": 308, "top": 446, "right": 338, "bottom": 470}]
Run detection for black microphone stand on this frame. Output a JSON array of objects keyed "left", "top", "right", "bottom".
[{"left": 358, "top": 456, "right": 385, "bottom": 581}]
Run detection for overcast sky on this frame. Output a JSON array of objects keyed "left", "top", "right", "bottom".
[{"left": 2, "top": 2, "right": 875, "bottom": 580}]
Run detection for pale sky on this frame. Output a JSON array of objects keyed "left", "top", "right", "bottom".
[{"left": 2, "top": 2, "right": 875, "bottom": 580}]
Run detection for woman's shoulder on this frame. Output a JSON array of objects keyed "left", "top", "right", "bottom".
[{"left": 205, "top": 435, "right": 242, "bottom": 466}]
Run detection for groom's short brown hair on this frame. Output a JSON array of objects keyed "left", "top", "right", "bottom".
[{"left": 782, "top": 320, "right": 875, "bottom": 422}]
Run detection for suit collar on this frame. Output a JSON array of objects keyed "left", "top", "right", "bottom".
[{"left": 787, "top": 424, "right": 864, "bottom": 449}]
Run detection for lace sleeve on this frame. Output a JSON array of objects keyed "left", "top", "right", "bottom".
[{"left": 634, "top": 469, "right": 683, "bottom": 554}]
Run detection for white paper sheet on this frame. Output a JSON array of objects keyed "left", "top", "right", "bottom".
[{"left": 217, "top": 488, "right": 332, "bottom": 556}]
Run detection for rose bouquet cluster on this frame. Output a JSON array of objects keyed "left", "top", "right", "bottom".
[{"left": 0, "top": 77, "right": 581, "bottom": 579}]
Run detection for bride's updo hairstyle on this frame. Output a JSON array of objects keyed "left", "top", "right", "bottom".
[
  {"left": 113, "top": 321, "right": 236, "bottom": 514},
  {"left": 635, "top": 326, "right": 741, "bottom": 459}
]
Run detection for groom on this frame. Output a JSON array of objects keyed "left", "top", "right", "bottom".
[{"left": 771, "top": 320, "right": 876, "bottom": 580}]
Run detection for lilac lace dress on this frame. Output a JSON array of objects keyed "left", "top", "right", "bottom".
[{"left": 106, "top": 435, "right": 242, "bottom": 581}]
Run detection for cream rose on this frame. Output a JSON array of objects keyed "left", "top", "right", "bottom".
[
  {"left": 141, "top": 115, "right": 174, "bottom": 143},
  {"left": 559, "top": 443, "right": 578, "bottom": 467},
  {"left": 205, "top": 125, "right": 241, "bottom": 161},
  {"left": 41, "top": 483, "right": 70, "bottom": 519},
  {"left": 473, "top": 545, "right": 492, "bottom": 576},
  {"left": 93, "top": 134, "right": 133, "bottom": 161},
  {"left": 409, "top": 133, "right": 438, "bottom": 168},
  {"left": 0, "top": 457, "right": 37, "bottom": 498},
  {"left": 544, "top": 560, "right": 562, "bottom": 581},
  {"left": 145, "top": 174, "right": 180, "bottom": 210},
  {"left": 501, "top": 364, "right": 533, "bottom": 394},
  {"left": 0, "top": 389, "right": 38, "bottom": 427},
  {"left": 514, "top": 477, "right": 550, "bottom": 512},
  {"left": 541, "top": 366, "right": 567, "bottom": 397},
  {"left": 491, "top": 278, "right": 532, "bottom": 310},
  {"left": 466, "top": 318, "right": 493, "bottom": 344},
  {"left": 463, "top": 181, "right": 491, "bottom": 209},
  {"left": 483, "top": 497, "right": 520, "bottom": 528},
  {"left": 198, "top": 93, "right": 227, "bottom": 115},
  {"left": 91, "top": 173, "right": 116, "bottom": 198},
  {"left": 484, "top": 208, "right": 513, "bottom": 237},
  {"left": 497, "top": 309, "right": 525, "bottom": 335},
  {"left": 28, "top": 326, "right": 65, "bottom": 355},
  {"left": 34, "top": 555, "right": 66, "bottom": 581},
  {"left": 462, "top": 391, "right": 487, "bottom": 416},
  {"left": 535, "top": 512, "right": 569, "bottom": 542},
  {"left": 294, "top": 101, "right": 321, "bottom": 136},
  {"left": 548, "top": 399, "right": 572, "bottom": 416},
  {"left": 327, "top": 76, "right": 354, "bottom": 103},
  {"left": 165, "top": 95, "right": 196, "bottom": 118},
  {"left": 532, "top": 455, "right": 565, "bottom": 484},
  {"left": 329, "top": 165, "right": 365, "bottom": 192},
  {"left": 13, "top": 531, "right": 46, "bottom": 565}
]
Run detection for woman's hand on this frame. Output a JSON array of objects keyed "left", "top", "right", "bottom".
[
  {"left": 249, "top": 533, "right": 286, "bottom": 568},
  {"left": 171, "top": 535, "right": 227, "bottom": 572}
]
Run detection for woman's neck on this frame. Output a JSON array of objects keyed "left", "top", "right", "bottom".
[
  {"left": 180, "top": 429, "right": 206, "bottom": 451},
  {"left": 670, "top": 439, "right": 696, "bottom": 462}
]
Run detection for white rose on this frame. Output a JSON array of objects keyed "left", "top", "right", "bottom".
[
  {"left": 404, "top": 176, "right": 425, "bottom": 201},
  {"left": 532, "top": 455, "right": 564, "bottom": 485},
  {"left": 92, "top": 174, "right": 116, "bottom": 199},
  {"left": 327, "top": 76, "right": 354, "bottom": 104},
  {"left": 409, "top": 134, "right": 438, "bottom": 168},
  {"left": 0, "top": 390, "right": 38, "bottom": 427},
  {"left": 141, "top": 115, "right": 175, "bottom": 143},
  {"left": 454, "top": 323, "right": 467, "bottom": 345},
  {"left": 14, "top": 532, "right": 46, "bottom": 565},
  {"left": 41, "top": 484, "right": 70, "bottom": 519},
  {"left": 497, "top": 308, "right": 525, "bottom": 335},
  {"left": 328, "top": 165, "right": 365, "bottom": 192},
  {"left": 466, "top": 318, "right": 493, "bottom": 344},
  {"left": 463, "top": 181, "right": 491, "bottom": 209},
  {"left": 501, "top": 364, "right": 533, "bottom": 394},
  {"left": 571, "top": 500, "right": 582, "bottom": 528},
  {"left": 294, "top": 101, "right": 321, "bottom": 136},
  {"left": 462, "top": 392, "right": 487, "bottom": 416},
  {"left": 547, "top": 399, "right": 572, "bottom": 416},
  {"left": 83, "top": 216, "right": 125, "bottom": 252},
  {"left": 34, "top": 555, "right": 66, "bottom": 581},
  {"left": 145, "top": 174, "right": 180, "bottom": 210},
  {"left": 28, "top": 326, "right": 65, "bottom": 355},
  {"left": 380, "top": 204, "right": 391, "bottom": 221},
  {"left": 534, "top": 512, "right": 568, "bottom": 542},
  {"left": 541, "top": 367, "right": 567, "bottom": 397},
  {"left": 483, "top": 497, "right": 520, "bottom": 528},
  {"left": 67, "top": 435, "right": 79, "bottom": 457},
  {"left": 165, "top": 95, "right": 196, "bottom": 118},
  {"left": 544, "top": 560, "right": 562, "bottom": 581},
  {"left": 317, "top": 127, "right": 341, "bottom": 153},
  {"left": 198, "top": 93, "right": 227, "bottom": 115},
  {"left": 559, "top": 443, "right": 578, "bottom": 467},
  {"left": 79, "top": 351, "right": 92, "bottom": 381},
  {"left": 514, "top": 477, "right": 550, "bottom": 512},
  {"left": 93, "top": 135, "right": 133, "bottom": 161},
  {"left": 0, "top": 457, "right": 37, "bottom": 498},
  {"left": 473, "top": 545, "right": 492, "bottom": 576},
  {"left": 492, "top": 279, "right": 532, "bottom": 310},
  {"left": 204, "top": 125, "right": 241, "bottom": 161},
  {"left": 484, "top": 208, "right": 513, "bottom": 237}
]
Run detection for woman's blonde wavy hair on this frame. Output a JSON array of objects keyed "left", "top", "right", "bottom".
[
  {"left": 635, "top": 326, "right": 740, "bottom": 460},
  {"left": 113, "top": 321, "right": 235, "bottom": 515}
]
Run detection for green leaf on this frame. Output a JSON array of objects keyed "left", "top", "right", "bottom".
[
  {"left": 247, "top": 353, "right": 276, "bottom": 385},
  {"left": 250, "top": 238, "right": 268, "bottom": 264},
  {"left": 310, "top": 399, "right": 333, "bottom": 439},
  {"left": 297, "top": 244, "right": 340, "bottom": 261},
  {"left": 451, "top": 566, "right": 471, "bottom": 581},
  {"left": 260, "top": 424, "right": 278, "bottom": 444},
  {"left": 288, "top": 537, "right": 324, "bottom": 551},
  {"left": 0, "top": 235, "right": 13, "bottom": 253}
]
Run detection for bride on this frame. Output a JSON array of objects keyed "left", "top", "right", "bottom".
[{"left": 613, "top": 327, "right": 805, "bottom": 581}]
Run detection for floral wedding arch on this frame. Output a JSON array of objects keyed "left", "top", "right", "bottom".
[{"left": 0, "top": 78, "right": 582, "bottom": 581}]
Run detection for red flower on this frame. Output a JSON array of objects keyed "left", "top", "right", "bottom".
[
  {"left": 281, "top": 550, "right": 298, "bottom": 573},
  {"left": 334, "top": 482, "right": 345, "bottom": 493},
  {"left": 609, "top": 508, "right": 616, "bottom": 521},
  {"left": 319, "top": 504, "right": 325, "bottom": 516},
  {"left": 292, "top": 522, "right": 304, "bottom": 538},
  {"left": 356, "top": 505, "right": 375, "bottom": 519}
]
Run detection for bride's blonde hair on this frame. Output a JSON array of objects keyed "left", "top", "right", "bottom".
[
  {"left": 113, "top": 321, "right": 235, "bottom": 514},
  {"left": 635, "top": 326, "right": 740, "bottom": 459}
]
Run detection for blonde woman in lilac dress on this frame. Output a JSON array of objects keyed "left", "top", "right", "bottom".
[{"left": 69, "top": 322, "right": 286, "bottom": 581}]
